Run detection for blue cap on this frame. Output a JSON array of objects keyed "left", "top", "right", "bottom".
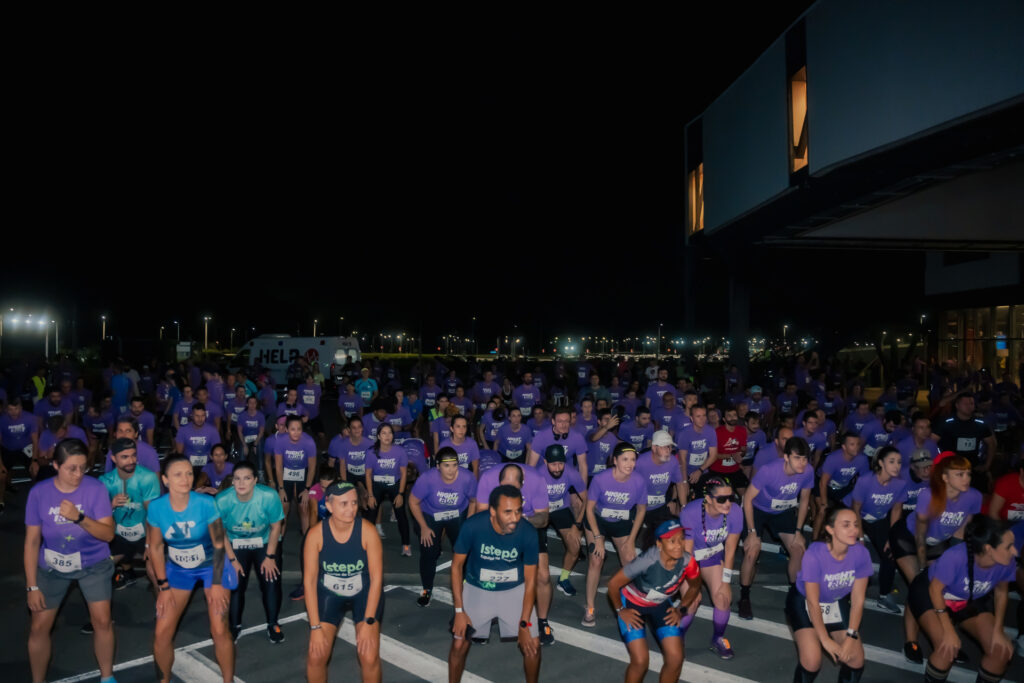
[{"left": 655, "top": 519, "right": 684, "bottom": 539}]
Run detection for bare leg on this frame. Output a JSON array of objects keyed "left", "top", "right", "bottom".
[
  {"left": 778, "top": 532, "right": 804, "bottom": 584},
  {"left": 447, "top": 633, "right": 471, "bottom": 683},
  {"left": 558, "top": 528, "right": 581, "bottom": 575},
  {"left": 28, "top": 608, "right": 58, "bottom": 683},
  {"left": 86, "top": 600, "right": 115, "bottom": 678},
  {"left": 624, "top": 638, "right": 651, "bottom": 683},
  {"left": 206, "top": 588, "right": 235, "bottom": 683},
  {"left": 656, "top": 636, "right": 684, "bottom": 683},
  {"left": 306, "top": 622, "right": 338, "bottom": 683},
  {"left": 153, "top": 588, "right": 192, "bottom": 683},
  {"left": 584, "top": 529, "right": 603, "bottom": 611},
  {"left": 896, "top": 555, "right": 920, "bottom": 644},
  {"left": 355, "top": 620, "right": 383, "bottom": 683},
  {"left": 536, "top": 552, "right": 552, "bottom": 618},
  {"left": 740, "top": 536, "right": 761, "bottom": 586}
]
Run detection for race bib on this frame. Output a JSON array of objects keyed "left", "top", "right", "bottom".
[
  {"left": 23, "top": 444, "right": 34, "bottom": 458},
  {"left": 479, "top": 567, "right": 518, "bottom": 584},
  {"left": 180, "top": 416, "right": 189, "bottom": 426},
  {"left": 592, "top": 464, "right": 607, "bottom": 474},
  {"left": 360, "top": 390, "right": 372, "bottom": 401},
  {"left": 1007, "top": 509, "right": 1024, "bottom": 521},
  {"left": 549, "top": 498, "right": 565, "bottom": 511},
  {"left": 770, "top": 497, "right": 798, "bottom": 511},
  {"left": 688, "top": 452, "right": 707, "bottom": 467},
  {"left": 601, "top": 507, "right": 629, "bottom": 521},
  {"left": 44, "top": 549, "right": 82, "bottom": 573},
  {"left": 807, "top": 599, "right": 841, "bottom": 624},
  {"left": 862, "top": 513, "right": 879, "bottom": 523},
  {"left": 644, "top": 588, "right": 670, "bottom": 603},
  {"left": 347, "top": 464, "right": 365, "bottom": 476},
  {"left": 284, "top": 467, "right": 305, "bottom": 482},
  {"left": 720, "top": 457, "right": 736, "bottom": 467},
  {"left": 433, "top": 509, "right": 459, "bottom": 521},
  {"left": 956, "top": 437, "right": 976, "bottom": 452},
  {"left": 373, "top": 475, "right": 396, "bottom": 485},
  {"left": 244, "top": 435, "right": 257, "bottom": 444},
  {"left": 116, "top": 523, "right": 145, "bottom": 542},
  {"left": 168, "top": 544, "right": 207, "bottom": 569},
  {"left": 693, "top": 543, "right": 724, "bottom": 561},
  {"left": 189, "top": 455, "right": 208, "bottom": 467},
  {"left": 647, "top": 494, "right": 666, "bottom": 506},
  {"left": 324, "top": 573, "right": 363, "bottom": 597},
  {"left": 303, "top": 394, "right": 316, "bottom": 405},
  {"left": 231, "top": 536, "right": 264, "bottom": 550}
]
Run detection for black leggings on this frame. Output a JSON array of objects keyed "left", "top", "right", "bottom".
[
  {"left": 862, "top": 516, "right": 896, "bottom": 595},
  {"left": 229, "top": 544, "right": 282, "bottom": 628},
  {"left": 364, "top": 482, "right": 410, "bottom": 545},
  {"left": 419, "top": 514, "right": 465, "bottom": 590}
]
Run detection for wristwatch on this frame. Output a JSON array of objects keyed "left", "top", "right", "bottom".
[
  {"left": 365, "top": 617, "right": 377, "bottom": 626},
  {"left": 265, "top": 553, "right": 277, "bottom": 559},
  {"left": 454, "top": 607, "right": 464, "bottom": 614},
  {"left": 846, "top": 629, "right": 859, "bottom": 639},
  {"left": 519, "top": 620, "right": 531, "bottom": 629},
  {"left": 615, "top": 605, "right": 625, "bottom": 613},
  {"left": 309, "top": 623, "right": 322, "bottom": 631},
  {"left": 26, "top": 586, "right": 40, "bottom": 593},
  {"left": 73, "top": 511, "right": 86, "bottom": 524}
]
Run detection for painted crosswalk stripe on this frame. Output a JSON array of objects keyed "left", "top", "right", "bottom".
[{"left": 404, "top": 585, "right": 757, "bottom": 683}]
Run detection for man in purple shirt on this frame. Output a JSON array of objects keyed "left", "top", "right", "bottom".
[
  {"left": 585, "top": 409, "right": 621, "bottom": 479},
  {"left": 471, "top": 370, "right": 501, "bottom": 412},
  {"left": 793, "top": 411, "right": 828, "bottom": 466},
  {"left": 896, "top": 414, "right": 940, "bottom": 480},
  {"left": 529, "top": 407, "right": 591, "bottom": 486},
  {"left": 651, "top": 391, "right": 689, "bottom": 437},
  {"left": 643, "top": 367, "right": 672, "bottom": 407},
  {"left": 195, "top": 387, "right": 224, "bottom": 434},
  {"left": 619, "top": 406, "right": 654, "bottom": 451},
  {"left": 513, "top": 371, "right": 542, "bottom": 417},
  {"left": 128, "top": 397, "right": 156, "bottom": 446},
  {"left": 1, "top": 402, "right": 40, "bottom": 492},
  {"left": 33, "top": 389, "right": 73, "bottom": 428},
  {"left": 677, "top": 406, "right": 719, "bottom": 484}
]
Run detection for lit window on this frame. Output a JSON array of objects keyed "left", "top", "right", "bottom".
[
  {"left": 687, "top": 162, "right": 704, "bottom": 234},
  {"left": 789, "top": 66, "right": 808, "bottom": 172}
]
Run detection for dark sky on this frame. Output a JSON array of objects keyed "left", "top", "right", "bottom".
[{"left": 12, "top": 4, "right": 916, "bottom": 352}]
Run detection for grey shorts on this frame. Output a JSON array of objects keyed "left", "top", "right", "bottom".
[
  {"left": 460, "top": 582, "right": 539, "bottom": 639},
  {"left": 37, "top": 557, "right": 115, "bottom": 608}
]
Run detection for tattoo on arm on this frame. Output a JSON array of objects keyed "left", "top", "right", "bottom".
[{"left": 210, "top": 518, "right": 226, "bottom": 585}]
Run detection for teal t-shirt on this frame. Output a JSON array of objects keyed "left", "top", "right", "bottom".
[
  {"left": 215, "top": 485, "right": 285, "bottom": 548},
  {"left": 99, "top": 465, "right": 161, "bottom": 541}
]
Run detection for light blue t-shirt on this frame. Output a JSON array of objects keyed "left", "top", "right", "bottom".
[
  {"left": 148, "top": 492, "right": 220, "bottom": 569},
  {"left": 99, "top": 465, "right": 161, "bottom": 535},
  {"left": 215, "top": 485, "right": 285, "bottom": 546}
]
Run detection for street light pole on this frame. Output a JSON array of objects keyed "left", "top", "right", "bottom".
[
  {"left": 230, "top": 328, "right": 236, "bottom": 348},
  {"left": 174, "top": 320, "right": 180, "bottom": 341},
  {"left": 101, "top": 315, "right": 106, "bottom": 340},
  {"left": 204, "top": 316, "right": 211, "bottom": 350},
  {"left": 313, "top": 319, "right": 318, "bottom": 337}
]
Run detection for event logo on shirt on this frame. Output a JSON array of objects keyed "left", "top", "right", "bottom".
[
  {"left": 938, "top": 511, "right": 965, "bottom": 528},
  {"left": 322, "top": 559, "right": 364, "bottom": 575},
  {"left": 480, "top": 543, "right": 519, "bottom": 562},
  {"left": 190, "top": 436, "right": 207, "bottom": 446},
  {"left": 547, "top": 483, "right": 567, "bottom": 497},
  {"left": 506, "top": 436, "right": 524, "bottom": 446},
  {"left": 823, "top": 570, "right": 856, "bottom": 592},
  {"left": 167, "top": 521, "right": 197, "bottom": 539},
  {"left": 704, "top": 526, "right": 728, "bottom": 544},
  {"left": 376, "top": 458, "right": 397, "bottom": 470},
  {"left": 870, "top": 493, "right": 894, "bottom": 507},
  {"left": 48, "top": 503, "right": 84, "bottom": 524},
  {"left": 691, "top": 439, "right": 708, "bottom": 451},
  {"left": 7, "top": 423, "right": 27, "bottom": 434},
  {"left": 778, "top": 482, "right": 799, "bottom": 496},
  {"left": 604, "top": 491, "right": 632, "bottom": 505},
  {"left": 945, "top": 577, "right": 992, "bottom": 600},
  {"left": 436, "top": 491, "right": 461, "bottom": 506},
  {"left": 648, "top": 472, "right": 670, "bottom": 486},
  {"left": 839, "top": 466, "right": 857, "bottom": 479},
  {"left": 599, "top": 442, "right": 611, "bottom": 453}
]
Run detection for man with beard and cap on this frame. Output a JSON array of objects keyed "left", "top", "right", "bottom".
[
  {"left": 635, "top": 430, "right": 687, "bottom": 531},
  {"left": 536, "top": 444, "right": 587, "bottom": 598}
]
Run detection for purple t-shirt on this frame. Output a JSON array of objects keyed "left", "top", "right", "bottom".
[
  {"left": 528, "top": 418, "right": 552, "bottom": 438},
  {"left": 744, "top": 396, "right": 772, "bottom": 416},
  {"left": 676, "top": 425, "right": 718, "bottom": 475},
  {"left": 619, "top": 421, "right": 654, "bottom": 451},
  {"left": 0, "top": 412, "right": 37, "bottom": 450},
  {"left": 745, "top": 430, "right": 768, "bottom": 463},
  {"left": 536, "top": 463, "right": 586, "bottom": 512},
  {"left": 752, "top": 442, "right": 782, "bottom": 474},
  {"left": 365, "top": 445, "right": 408, "bottom": 486},
  {"left": 929, "top": 542, "right": 1016, "bottom": 602},
  {"left": 794, "top": 427, "right": 829, "bottom": 454},
  {"left": 475, "top": 463, "right": 547, "bottom": 516},
  {"left": 531, "top": 429, "right": 589, "bottom": 472},
  {"left": 471, "top": 381, "right": 501, "bottom": 406},
  {"left": 634, "top": 452, "right": 683, "bottom": 510},
  {"left": 225, "top": 398, "right": 248, "bottom": 424},
  {"left": 34, "top": 397, "right": 74, "bottom": 423},
  {"left": 652, "top": 406, "right": 689, "bottom": 436},
  {"left": 430, "top": 417, "right": 452, "bottom": 445},
  {"left": 586, "top": 432, "right": 619, "bottom": 478},
  {"left": 513, "top": 384, "right": 542, "bottom": 412},
  {"left": 896, "top": 437, "right": 940, "bottom": 480},
  {"left": 496, "top": 423, "right": 532, "bottom": 461},
  {"left": 276, "top": 402, "right": 307, "bottom": 419},
  {"left": 411, "top": 468, "right": 477, "bottom": 518},
  {"left": 451, "top": 396, "right": 474, "bottom": 417},
  {"left": 644, "top": 381, "right": 672, "bottom": 406},
  {"left": 237, "top": 411, "right": 266, "bottom": 441},
  {"left": 438, "top": 438, "right": 480, "bottom": 471},
  {"left": 480, "top": 411, "right": 505, "bottom": 443},
  {"left": 39, "top": 425, "right": 89, "bottom": 454},
  {"left": 587, "top": 469, "right": 647, "bottom": 521},
  {"left": 843, "top": 413, "right": 875, "bottom": 436},
  {"left": 903, "top": 476, "right": 929, "bottom": 512},
  {"left": 26, "top": 477, "right": 113, "bottom": 571},
  {"left": 419, "top": 383, "right": 442, "bottom": 407},
  {"left": 572, "top": 414, "right": 598, "bottom": 439},
  {"left": 337, "top": 393, "right": 362, "bottom": 418},
  {"left": 276, "top": 432, "right": 317, "bottom": 475},
  {"left": 750, "top": 458, "right": 814, "bottom": 513},
  {"left": 796, "top": 541, "right": 874, "bottom": 603},
  {"left": 104, "top": 440, "right": 161, "bottom": 474},
  {"left": 362, "top": 413, "right": 386, "bottom": 440},
  {"left": 332, "top": 436, "right": 374, "bottom": 478},
  {"left": 387, "top": 407, "right": 414, "bottom": 435},
  {"left": 845, "top": 473, "right": 908, "bottom": 522},
  {"left": 905, "top": 487, "right": 982, "bottom": 543},
  {"left": 680, "top": 498, "right": 743, "bottom": 566},
  {"left": 820, "top": 450, "right": 871, "bottom": 492},
  {"left": 172, "top": 398, "right": 196, "bottom": 427},
  {"left": 130, "top": 410, "right": 157, "bottom": 436},
  {"left": 860, "top": 421, "right": 892, "bottom": 458},
  {"left": 201, "top": 461, "right": 234, "bottom": 488},
  {"left": 615, "top": 397, "right": 642, "bottom": 421},
  {"left": 175, "top": 423, "right": 221, "bottom": 466},
  {"left": 298, "top": 384, "right": 322, "bottom": 419}
]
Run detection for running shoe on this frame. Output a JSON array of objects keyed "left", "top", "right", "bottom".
[
  {"left": 376, "top": 523, "right": 386, "bottom": 539},
  {"left": 267, "top": 624, "right": 284, "bottom": 644},
  {"left": 389, "top": 509, "right": 397, "bottom": 522},
  {"left": 953, "top": 648, "right": 968, "bottom": 665},
  {"left": 581, "top": 606, "right": 596, "bottom": 628},
  {"left": 556, "top": 578, "right": 577, "bottom": 597},
  {"left": 737, "top": 597, "right": 753, "bottom": 620},
  {"left": 81, "top": 622, "right": 94, "bottom": 635},
  {"left": 230, "top": 624, "right": 241, "bottom": 643},
  {"left": 417, "top": 590, "right": 432, "bottom": 607},
  {"left": 875, "top": 592, "right": 901, "bottom": 614},
  {"left": 710, "top": 636, "right": 734, "bottom": 660},
  {"left": 112, "top": 570, "right": 128, "bottom": 591},
  {"left": 401, "top": 545, "right": 412, "bottom": 557},
  {"left": 903, "top": 641, "right": 923, "bottom": 664},
  {"left": 289, "top": 585, "right": 305, "bottom": 601},
  {"left": 538, "top": 618, "right": 554, "bottom": 646}
]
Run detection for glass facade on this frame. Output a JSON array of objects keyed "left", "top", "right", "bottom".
[{"left": 938, "top": 304, "right": 1023, "bottom": 381}]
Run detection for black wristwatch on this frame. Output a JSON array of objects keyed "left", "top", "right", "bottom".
[
  {"left": 364, "top": 617, "right": 377, "bottom": 626},
  {"left": 846, "top": 628, "right": 859, "bottom": 640},
  {"left": 519, "top": 620, "right": 531, "bottom": 629},
  {"left": 73, "top": 511, "right": 86, "bottom": 524},
  {"left": 265, "top": 552, "right": 277, "bottom": 559}
]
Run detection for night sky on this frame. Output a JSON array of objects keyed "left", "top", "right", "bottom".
[{"left": 6, "top": 4, "right": 933, "bottom": 353}]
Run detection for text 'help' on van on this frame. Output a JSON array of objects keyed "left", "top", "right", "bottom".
[{"left": 229, "top": 335, "right": 361, "bottom": 387}]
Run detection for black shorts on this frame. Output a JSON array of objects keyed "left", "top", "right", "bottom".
[
  {"left": 587, "top": 509, "right": 636, "bottom": 539},
  {"left": 750, "top": 505, "right": 798, "bottom": 540},
  {"left": 535, "top": 524, "right": 549, "bottom": 554},
  {"left": 109, "top": 534, "right": 146, "bottom": 559},
  {"left": 317, "top": 582, "right": 384, "bottom": 627},
  {"left": 548, "top": 506, "right": 576, "bottom": 531},
  {"left": 907, "top": 570, "right": 994, "bottom": 622},
  {"left": 888, "top": 521, "right": 952, "bottom": 561},
  {"left": 784, "top": 585, "right": 849, "bottom": 633},
  {"left": 644, "top": 505, "right": 676, "bottom": 529},
  {"left": 281, "top": 480, "right": 307, "bottom": 504},
  {"left": 1, "top": 446, "right": 29, "bottom": 471}
]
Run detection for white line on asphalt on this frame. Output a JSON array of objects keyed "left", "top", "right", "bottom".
[
  {"left": 436, "top": 560, "right": 452, "bottom": 571},
  {"left": 402, "top": 586, "right": 756, "bottom": 683}
]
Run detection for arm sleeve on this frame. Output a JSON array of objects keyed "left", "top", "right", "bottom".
[{"left": 683, "top": 555, "right": 700, "bottom": 579}]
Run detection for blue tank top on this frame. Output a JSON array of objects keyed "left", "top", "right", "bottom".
[{"left": 318, "top": 519, "right": 369, "bottom": 599}]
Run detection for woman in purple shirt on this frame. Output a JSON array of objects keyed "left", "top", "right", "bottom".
[
  {"left": 24, "top": 439, "right": 116, "bottom": 683},
  {"left": 906, "top": 516, "right": 1016, "bottom": 683},
  {"left": 364, "top": 424, "right": 410, "bottom": 556},
  {"left": 784, "top": 508, "right": 871, "bottom": 683}
]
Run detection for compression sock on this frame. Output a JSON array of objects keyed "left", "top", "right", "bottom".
[
  {"left": 837, "top": 664, "right": 863, "bottom": 683},
  {"left": 975, "top": 666, "right": 1002, "bottom": 683},
  {"left": 678, "top": 612, "right": 695, "bottom": 635},
  {"left": 792, "top": 664, "right": 819, "bottom": 683},
  {"left": 560, "top": 569, "right": 570, "bottom": 581},
  {"left": 740, "top": 584, "right": 751, "bottom": 600},
  {"left": 712, "top": 607, "right": 730, "bottom": 640},
  {"left": 924, "top": 661, "right": 950, "bottom": 683}
]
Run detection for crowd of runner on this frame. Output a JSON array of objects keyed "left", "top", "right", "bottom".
[{"left": 3, "top": 351, "right": 1023, "bottom": 682}]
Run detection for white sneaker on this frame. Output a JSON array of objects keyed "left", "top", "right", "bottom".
[
  {"left": 376, "top": 523, "right": 386, "bottom": 539},
  {"left": 389, "top": 510, "right": 397, "bottom": 522}
]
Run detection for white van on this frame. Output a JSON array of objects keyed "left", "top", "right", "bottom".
[{"left": 230, "top": 335, "right": 361, "bottom": 386}]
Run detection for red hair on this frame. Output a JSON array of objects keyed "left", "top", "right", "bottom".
[{"left": 927, "top": 455, "right": 971, "bottom": 520}]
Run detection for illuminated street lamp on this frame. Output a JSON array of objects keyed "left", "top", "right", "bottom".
[
  {"left": 101, "top": 315, "right": 107, "bottom": 340},
  {"left": 204, "top": 316, "right": 211, "bottom": 350}
]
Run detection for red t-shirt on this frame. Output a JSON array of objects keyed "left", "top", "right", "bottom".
[
  {"left": 710, "top": 425, "right": 747, "bottom": 473},
  {"left": 992, "top": 472, "right": 1024, "bottom": 521}
]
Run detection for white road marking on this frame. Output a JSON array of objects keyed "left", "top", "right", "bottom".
[{"left": 403, "top": 585, "right": 757, "bottom": 683}]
